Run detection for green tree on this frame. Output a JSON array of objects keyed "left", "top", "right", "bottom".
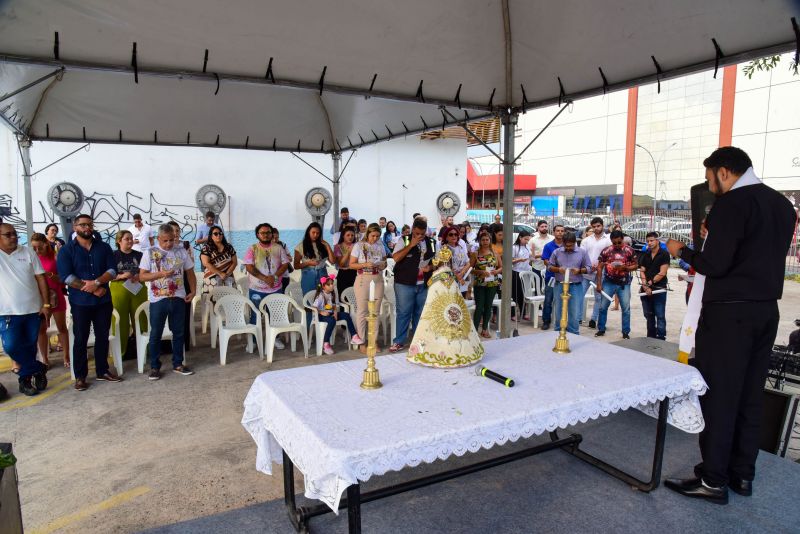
[{"left": 742, "top": 55, "right": 799, "bottom": 79}]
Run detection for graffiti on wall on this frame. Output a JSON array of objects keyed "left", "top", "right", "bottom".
[{"left": 0, "top": 190, "right": 208, "bottom": 242}]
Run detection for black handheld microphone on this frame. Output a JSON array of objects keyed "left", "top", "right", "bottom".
[{"left": 474, "top": 365, "right": 514, "bottom": 387}]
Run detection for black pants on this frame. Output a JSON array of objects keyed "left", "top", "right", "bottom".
[
  {"left": 510, "top": 271, "right": 525, "bottom": 318},
  {"left": 71, "top": 301, "right": 113, "bottom": 380},
  {"left": 694, "top": 301, "right": 779, "bottom": 486}
]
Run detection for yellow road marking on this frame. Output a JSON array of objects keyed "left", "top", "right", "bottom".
[
  {"left": 0, "top": 373, "right": 71, "bottom": 413},
  {"left": 29, "top": 486, "right": 150, "bottom": 534}
]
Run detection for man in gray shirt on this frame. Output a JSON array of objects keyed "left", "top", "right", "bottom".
[{"left": 548, "top": 232, "right": 593, "bottom": 334}]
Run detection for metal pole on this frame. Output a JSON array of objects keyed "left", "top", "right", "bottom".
[
  {"left": 332, "top": 152, "right": 341, "bottom": 231},
  {"left": 635, "top": 144, "right": 656, "bottom": 230},
  {"left": 18, "top": 136, "right": 34, "bottom": 239},
  {"left": 500, "top": 111, "right": 517, "bottom": 338}
]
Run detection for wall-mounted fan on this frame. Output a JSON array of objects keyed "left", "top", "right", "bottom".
[
  {"left": 305, "top": 187, "right": 332, "bottom": 227},
  {"left": 436, "top": 191, "right": 461, "bottom": 218},
  {"left": 47, "top": 181, "right": 85, "bottom": 238},
  {"left": 195, "top": 184, "right": 227, "bottom": 222}
]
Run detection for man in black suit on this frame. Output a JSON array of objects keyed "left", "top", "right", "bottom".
[{"left": 664, "top": 146, "right": 796, "bottom": 504}]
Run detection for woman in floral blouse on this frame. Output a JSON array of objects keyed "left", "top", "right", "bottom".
[{"left": 469, "top": 231, "right": 502, "bottom": 338}]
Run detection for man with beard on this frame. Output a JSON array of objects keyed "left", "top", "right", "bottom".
[
  {"left": 57, "top": 214, "right": 122, "bottom": 391},
  {"left": 664, "top": 146, "right": 796, "bottom": 504}
]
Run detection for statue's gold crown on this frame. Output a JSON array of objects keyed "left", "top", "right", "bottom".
[{"left": 432, "top": 245, "right": 453, "bottom": 266}]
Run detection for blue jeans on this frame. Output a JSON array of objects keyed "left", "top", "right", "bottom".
[
  {"left": 541, "top": 281, "right": 554, "bottom": 325},
  {"left": 248, "top": 288, "right": 284, "bottom": 324},
  {"left": 597, "top": 279, "right": 631, "bottom": 335},
  {"left": 0, "top": 313, "right": 45, "bottom": 379},
  {"left": 579, "top": 278, "right": 601, "bottom": 323},
  {"left": 393, "top": 282, "right": 428, "bottom": 345},
  {"left": 319, "top": 311, "right": 356, "bottom": 343},
  {"left": 552, "top": 282, "right": 583, "bottom": 334},
  {"left": 148, "top": 297, "right": 186, "bottom": 370},
  {"left": 71, "top": 301, "right": 113, "bottom": 379},
  {"left": 640, "top": 291, "right": 667, "bottom": 340},
  {"left": 301, "top": 266, "right": 327, "bottom": 297}
]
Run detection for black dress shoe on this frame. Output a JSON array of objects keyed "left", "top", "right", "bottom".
[
  {"left": 692, "top": 464, "right": 752, "bottom": 497},
  {"left": 588, "top": 320, "right": 596, "bottom": 329},
  {"left": 665, "top": 477, "right": 728, "bottom": 505},
  {"left": 594, "top": 331, "right": 605, "bottom": 337},
  {"left": 622, "top": 333, "right": 630, "bottom": 339}
]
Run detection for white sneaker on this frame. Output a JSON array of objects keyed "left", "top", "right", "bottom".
[
  {"left": 323, "top": 343, "right": 335, "bottom": 355},
  {"left": 351, "top": 334, "right": 364, "bottom": 345},
  {"left": 274, "top": 338, "right": 285, "bottom": 350}
]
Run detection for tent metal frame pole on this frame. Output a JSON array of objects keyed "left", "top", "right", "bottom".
[
  {"left": 0, "top": 53, "right": 494, "bottom": 113},
  {"left": 441, "top": 108, "right": 502, "bottom": 162},
  {"left": 0, "top": 67, "right": 64, "bottom": 105},
  {"left": 499, "top": 111, "right": 517, "bottom": 339},
  {"left": 17, "top": 136, "right": 34, "bottom": 238},
  {"left": 332, "top": 152, "right": 341, "bottom": 231},
  {"left": 290, "top": 152, "right": 331, "bottom": 182},
  {"left": 513, "top": 101, "right": 571, "bottom": 164}
]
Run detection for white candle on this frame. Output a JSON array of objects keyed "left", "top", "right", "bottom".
[
  {"left": 564, "top": 267, "right": 569, "bottom": 285},
  {"left": 369, "top": 280, "right": 375, "bottom": 301}
]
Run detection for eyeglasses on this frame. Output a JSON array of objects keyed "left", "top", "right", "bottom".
[
  {"left": 0, "top": 232, "right": 18, "bottom": 238},
  {"left": 211, "top": 232, "right": 223, "bottom": 236},
  {"left": 447, "top": 232, "right": 458, "bottom": 237},
  {"left": 257, "top": 231, "right": 272, "bottom": 235},
  {"left": 75, "top": 223, "right": 93, "bottom": 228}
]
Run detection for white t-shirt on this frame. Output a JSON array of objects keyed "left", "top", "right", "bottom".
[
  {"left": 0, "top": 245, "right": 45, "bottom": 315},
  {"left": 580, "top": 233, "right": 612, "bottom": 280},
  {"left": 511, "top": 243, "right": 533, "bottom": 272},
  {"left": 530, "top": 233, "right": 554, "bottom": 271},
  {"left": 128, "top": 223, "right": 153, "bottom": 252},
  {"left": 139, "top": 246, "right": 194, "bottom": 302}
]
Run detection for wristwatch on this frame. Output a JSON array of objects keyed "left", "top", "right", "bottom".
[{"left": 94, "top": 279, "right": 102, "bottom": 286}]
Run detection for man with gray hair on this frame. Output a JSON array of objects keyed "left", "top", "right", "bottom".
[{"left": 139, "top": 224, "right": 196, "bottom": 380}]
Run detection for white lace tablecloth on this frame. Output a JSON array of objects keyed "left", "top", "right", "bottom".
[{"left": 242, "top": 333, "right": 707, "bottom": 512}]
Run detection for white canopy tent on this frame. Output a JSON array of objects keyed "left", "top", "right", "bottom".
[{"left": 1, "top": 0, "right": 797, "bottom": 337}]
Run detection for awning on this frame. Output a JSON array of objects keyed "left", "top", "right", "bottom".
[{"left": 467, "top": 161, "right": 536, "bottom": 191}]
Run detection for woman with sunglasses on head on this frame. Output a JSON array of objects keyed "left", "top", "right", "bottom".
[
  {"left": 443, "top": 226, "right": 471, "bottom": 297},
  {"left": 349, "top": 223, "right": 386, "bottom": 351},
  {"left": 199, "top": 225, "right": 238, "bottom": 294},
  {"left": 334, "top": 225, "right": 358, "bottom": 295}
]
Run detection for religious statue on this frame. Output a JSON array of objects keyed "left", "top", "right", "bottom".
[{"left": 407, "top": 246, "right": 485, "bottom": 368}]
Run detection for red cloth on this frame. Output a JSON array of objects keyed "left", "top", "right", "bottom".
[{"left": 38, "top": 254, "right": 67, "bottom": 312}]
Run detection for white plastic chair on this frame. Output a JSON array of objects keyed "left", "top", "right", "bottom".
[
  {"left": 68, "top": 309, "right": 124, "bottom": 379},
  {"left": 260, "top": 294, "right": 308, "bottom": 363},
  {"left": 582, "top": 282, "right": 596, "bottom": 319},
  {"left": 209, "top": 286, "right": 242, "bottom": 348},
  {"left": 379, "top": 286, "right": 397, "bottom": 346},
  {"left": 492, "top": 298, "right": 517, "bottom": 333},
  {"left": 214, "top": 294, "right": 264, "bottom": 365},
  {"left": 133, "top": 301, "right": 180, "bottom": 373},
  {"left": 519, "top": 271, "right": 545, "bottom": 328},
  {"left": 303, "top": 290, "right": 351, "bottom": 357}
]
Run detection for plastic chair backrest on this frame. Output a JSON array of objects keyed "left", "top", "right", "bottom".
[
  {"left": 215, "top": 294, "right": 253, "bottom": 329},
  {"left": 340, "top": 287, "right": 357, "bottom": 315},
  {"left": 263, "top": 294, "right": 297, "bottom": 327},
  {"left": 211, "top": 286, "right": 240, "bottom": 301},
  {"left": 519, "top": 271, "right": 534, "bottom": 299}
]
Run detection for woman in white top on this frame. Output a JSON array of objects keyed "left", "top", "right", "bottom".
[
  {"left": 443, "top": 225, "right": 471, "bottom": 297},
  {"left": 349, "top": 223, "right": 387, "bottom": 351},
  {"left": 511, "top": 230, "right": 532, "bottom": 320}
]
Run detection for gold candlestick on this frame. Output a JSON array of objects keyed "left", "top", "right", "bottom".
[
  {"left": 552, "top": 278, "right": 571, "bottom": 354},
  {"left": 360, "top": 299, "right": 383, "bottom": 389}
]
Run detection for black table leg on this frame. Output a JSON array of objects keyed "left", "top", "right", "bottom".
[
  {"left": 283, "top": 450, "right": 308, "bottom": 532},
  {"left": 346, "top": 484, "right": 362, "bottom": 534},
  {"left": 550, "top": 398, "right": 670, "bottom": 492}
]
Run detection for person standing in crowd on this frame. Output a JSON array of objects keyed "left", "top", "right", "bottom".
[
  {"left": 638, "top": 231, "right": 670, "bottom": 340},
  {"left": 30, "top": 233, "right": 68, "bottom": 369},
  {"left": 510, "top": 230, "right": 532, "bottom": 321},
  {"left": 540, "top": 224, "right": 565, "bottom": 330},
  {"left": 199, "top": 225, "right": 238, "bottom": 293},
  {"left": 357, "top": 219, "right": 368, "bottom": 241},
  {"left": 194, "top": 211, "right": 216, "bottom": 247},
  {"left": 271, "top": 228, "right": 293, "bottom": 292},
  {"left": 44, "top": 223, "right": 65, "bottom": 253},
  {"left": 128, "top": 213, "right": 153, "bottom": 253},
  {"left": 243, "top": 224, "right": 290, "bottom": 350},
  {"left": 490, "top": 224, "right": 504, "bottom": 257},
  {"left": 530, "top": 220, "right": 553, "bottom": 284},
  {"left": 382, "top": 220, "right": 400, "bottom": 254},
  {"left": 437, "top": 215, "right": 455, "bottom": 242},
  {"left": 471, "top": 231, "right": 502, "bottom": 338},
  {"left": 464, "top": 221, "right": 477, "bottom": 244},
  {"left": 389, "top": 218, "right": 436, "bottom": 352},
  {"left": 349, "top": 223, "right": 385, "bottom": 351},
  {"left": 139, "top": 224, "right": 196, "bottom": 380},
  {"left": 0, "top": 224, "right": 50, "bottom": 396},
  {"left": 331, "top": 206, "right": 355, "bottom": 235},
  {"left": 167, "top": 221, "right": 194, "bottom": 353},
  {"left": 549, "top": 232, "right": 593, "bottom": 334},
  {"left": 57, "top": 214, "right": 122, "bottom": 390},
  {"left": 664, "top": 146, "right": 796, "bottom": 504},
  {"left": 378, "top": 217, "right": 387, "bottom": 230},
  {"left": 334, "top": 225, "right": 357, "bottom": 295},
  {"left": 579, "top": 217, "right": 611, "bottom": 328},
  {"left": 109, "top": 230, "right": 147, "bottom": 358},
  {"left": 493, "top": 213, "right": 502, "bottom": 225},
  {"left": 294, "top": 222, "right": 334, "bottom": 298},
  {"left": 443, "top": 226, "right": 471, "bottom": 297},
  {"left": 594, "top": 230, "right": 638, "bottom": 339}
]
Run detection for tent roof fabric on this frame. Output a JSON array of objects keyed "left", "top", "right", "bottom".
[{"left": 0, "top": 1, "right": 797, "bottom": 152}]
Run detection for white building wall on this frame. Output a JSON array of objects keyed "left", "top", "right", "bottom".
[
  {"left": 732, "top": 52, "right": 800, "bottom": 192},
  {"left": 0, "top": 127, "right": 466, "bottom": 250}
]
